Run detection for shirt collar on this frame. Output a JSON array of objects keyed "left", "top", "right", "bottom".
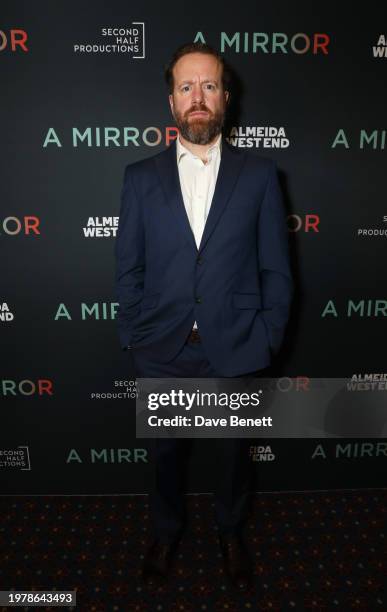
[{"left": 176, "top": 132, "right": 222, "bottom": 165}]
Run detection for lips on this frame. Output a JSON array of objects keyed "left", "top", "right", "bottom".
[{"left": 189, "top": 111, "right": 208, "bottom": 117}]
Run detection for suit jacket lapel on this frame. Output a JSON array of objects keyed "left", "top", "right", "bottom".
[
  {"left": 198, "top": 137, "right": 246, "bottom": 254},
  {"left": 154, "top": 136, "right": 246, "bottom": 254},
  {"left": 154, "top": 138, "right": 197, "bottom": 251}
]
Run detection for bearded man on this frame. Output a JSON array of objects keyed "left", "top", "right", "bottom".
[{"left": 115, "top": 41, "right": 293, "bottom": 590}]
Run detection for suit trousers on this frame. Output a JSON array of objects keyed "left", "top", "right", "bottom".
[{"left": 130, "top": 333, "right": 257, "bottom": 543}]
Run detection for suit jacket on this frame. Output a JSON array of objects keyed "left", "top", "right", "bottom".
[{"left": 114, "top": 136, "right": 293, "bottom": 377}]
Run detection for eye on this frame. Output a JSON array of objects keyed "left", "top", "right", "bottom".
[
  {"left": 204, "top": 83, "right": 216, "bottom": 90},
  {"left": 181, "top": 85, "right": 190, "bottom": 92}
]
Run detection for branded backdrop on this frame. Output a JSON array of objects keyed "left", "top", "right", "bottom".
[{"left": 2, "top": 1, "right": 386, "bottom": 494}]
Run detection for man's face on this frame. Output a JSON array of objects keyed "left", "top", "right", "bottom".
[{"left": 168, "top": 52, "right": 229, "bottom": 145}]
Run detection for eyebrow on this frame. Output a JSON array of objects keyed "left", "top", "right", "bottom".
[{"left": 178, "top": 79, "right": 218, "bottom": 86}]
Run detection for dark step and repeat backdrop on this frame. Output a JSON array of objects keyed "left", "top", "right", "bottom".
[{"left": 2, "top": 2, "right": 386, "bottom": 493}]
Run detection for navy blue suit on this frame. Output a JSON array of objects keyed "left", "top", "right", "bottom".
[
  {"left": 115, "top": 136, "right": 293, "bottom": 377},
  {"left": 114, "top": 136, "right": 293, "bottom": 541}
]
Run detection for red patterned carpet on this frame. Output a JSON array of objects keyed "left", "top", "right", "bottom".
[{"left": 0, "top": 489, "right": 385, "bottom": 611}]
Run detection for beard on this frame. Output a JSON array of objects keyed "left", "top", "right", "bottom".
[{"left": 173, "top": 103, "right": 226, "bottom": 145}]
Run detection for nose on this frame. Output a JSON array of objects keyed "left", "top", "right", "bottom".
[{"left": 191, "top": 82, "right": 204, "bottom": 104}]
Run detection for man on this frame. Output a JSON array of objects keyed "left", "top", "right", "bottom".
[{"left": 115, "top": 42, "right": 293, "bottom": 589}]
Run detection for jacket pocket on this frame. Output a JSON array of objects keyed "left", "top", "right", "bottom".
[
  {"left": 140, "top": 292, "right": 160, "bottom": 309},
  {"left": 233, "top": 292, "right": 262, "bottom": 309}
]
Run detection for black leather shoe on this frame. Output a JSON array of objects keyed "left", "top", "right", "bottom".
[
  {"left": 141, "top": 537, "right": 179, "bottom": 584},
  {"left": 219, "top": 533, "right": 252, "bottom": 590}
]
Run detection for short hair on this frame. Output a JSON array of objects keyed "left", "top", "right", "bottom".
[{"left": 164, "top": 41, "right": 232, "bottom": 95}]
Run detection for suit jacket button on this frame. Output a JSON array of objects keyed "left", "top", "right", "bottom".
[
  {"left": 197, "top": 256, "right": 203, "bottom": 264},
  {"left": 195, "top": 297, "right": 202, "bottom": 304}
]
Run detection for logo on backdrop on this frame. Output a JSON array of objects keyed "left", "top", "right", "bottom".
[
  {"left": 194, "top": 31, "right": 330, "bottom": 55},
  {"left": 66, "top": 448, "right": 148, "bottom": 464},
  {"left": 332, "top": 129, "right": 386, "bottom": 150},
  {"left": 0, "top": 29, "right": 28, "bottom": 52},
  {"left": 287, "top": 214, "right": 320, "bottom": 233},
  {"left": 347, "top": 374, "right": 387, "bottom": 391},
  {"left": 0, "top": 446, "right": 31, "bottom": 470},
  {"left": 1, "top": 216, "right": 40, "bottom": 236},
  {"left": 73, "top": 23, "right": 145, "bottom": 58},
  {"left": 1, "top": 380, "right": 53, "bottom": 396},
  {"left": 249, "top": 445, "right": 275, "bottom": 462},
  {"left": 0, "top": 303, "right": 14, "bottom": 322},
  {"left": 357, "top": 215, "right": 387, "bottom": 238},
  {"left": 43, "top": 127, "right": 178, "bottom": 148},
  {"left": 321, "top": 300, "right": 387, "bottom": 318},
  {"left": 90, "top": 379, "right": 138, "bottom": 400},
  {"left": 83, "top": 217, "right": 119, "bottom": 238},
  {"left": 372, "top": 34, "right": 387, "bottom": 58},
  {"left": 54, "top": 303, "right": 118, "bottom": 320},
  {"left": 312, "top": 442, "right": 387, "bottom": 459},
  {"left": 226, "top": 126, "right": 289, "bottom": 148}
]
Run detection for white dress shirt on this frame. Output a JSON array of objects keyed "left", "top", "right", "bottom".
[{"left": 176, "top": 133, "right": 222, "bottom": 330}]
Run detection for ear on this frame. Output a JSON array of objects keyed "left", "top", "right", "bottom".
[
  {"left": 224, "top": 90, "right": 230, "bottom": 104},
  {"left": 168, "top": 94, "right": 174, "bottom": 115}
]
